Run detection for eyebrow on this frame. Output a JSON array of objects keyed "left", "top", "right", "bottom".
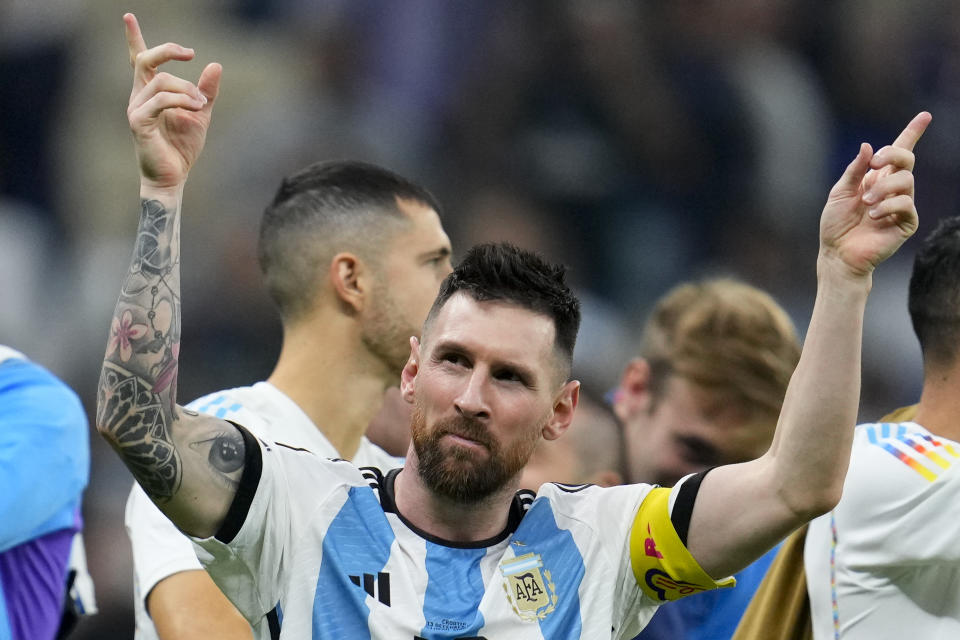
[
  {"left": 421, "top": 246, "right": 452, "bottom": 261},
  {"left": 433, "top": 339, "right": 539, "bottom": 384}
]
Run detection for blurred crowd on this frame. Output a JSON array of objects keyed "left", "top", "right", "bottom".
[{"left": 2, "top": 0, "right": 959, "bottom": 636}]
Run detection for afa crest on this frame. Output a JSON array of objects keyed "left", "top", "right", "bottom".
[{"left": 500, "top": 553, "right": 558, "bottom": 622}]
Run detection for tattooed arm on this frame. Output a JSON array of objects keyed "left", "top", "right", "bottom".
[{"left": 97, "top": 14, "right": 232, "bottom": 538}]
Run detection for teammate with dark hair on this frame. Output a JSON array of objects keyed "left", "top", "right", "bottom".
[{"left": 119, "top": 15, "right": 451, "bottom": 640}]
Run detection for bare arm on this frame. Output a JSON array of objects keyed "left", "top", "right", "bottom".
[
  {"left": 96, "top": 14, "right": 235, "bottom": 538},
  {"left": 149, "top": 571, "right": 253, "bottom": 640},
  {"left": 685, "top": 112, "right": 932, "bottom": 578}
]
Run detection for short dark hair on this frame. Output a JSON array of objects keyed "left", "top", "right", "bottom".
[
  {"left": 258, "top": 161, "right": 441, "bottom": 321},
  {"left": 425, "top": 243, "right": 581, "bottom": 377},
  {"left": 909, "top": 216, "right": 960, "bottom": 368}
]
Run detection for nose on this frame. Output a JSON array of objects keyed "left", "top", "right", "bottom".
[{"left": 454, "top": 370, "right": 490, "bottom": 420}]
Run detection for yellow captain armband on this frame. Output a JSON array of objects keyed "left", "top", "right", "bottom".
[{"left": 629, "top": 487, "right": 736, "bottom": 602}]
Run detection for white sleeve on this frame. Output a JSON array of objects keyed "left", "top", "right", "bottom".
[
  {"left": 837, "top": 424, "right": 960, "bottom": 567},
  {"left": 190, "top": 427, "right": 359, "bottom": 626},
  {"left": 353, "top": 437, "right": 405, "bottom": 470},
  {"left": 124, "top": 483, "right": 204, "bottom": 638}
]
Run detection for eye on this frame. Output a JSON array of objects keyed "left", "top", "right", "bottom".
[
  {"left": 187, "top": 428, "right": 247, "bottom": 493},
  {"left": 209, "top": 433, "right": 245, "bottom": 473},
  {"left": 493, "top": 368, "right": 526, "bottom": 385},
  {"left": 190, "top": 430, "right": 246, "bottom": 474},
  {"left": 437, "top": 350, "right": 469, "bottom": 368},
  {"left": 675, "top": 435, "right": 720, "bottom": 467},
  {"left": 425, "top": 250, "right": 452, "bottom": 269}
]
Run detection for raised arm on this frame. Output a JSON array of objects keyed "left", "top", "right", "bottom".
[
  {"left": 685, "top": 112, "right": 932, "bottom": 578},
  {"left": 96, "top": 14, "right": 238, "bottom": 538}
]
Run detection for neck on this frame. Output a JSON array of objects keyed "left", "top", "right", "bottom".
[
  {"left": 393, "top": 449, "right": 519, "bottom": 543},
  {"left": 267, "top": 311, "right": 392, "bottom": 459},
  {"left": 912, "top": 362, "right": 960, "bottom": 442}
]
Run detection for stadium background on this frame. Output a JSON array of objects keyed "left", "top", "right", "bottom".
[{"left": 2, "top": 1, "right": 958, "bottom": 636}]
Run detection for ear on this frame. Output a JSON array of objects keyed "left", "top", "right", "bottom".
[
  {"left": 542, "top": 380, "right": 580, "bottom": 441},
  {"left": 329, "top": 252, "right": 367, "bottom": 313},
  {"left": 400, "top": 336, "right": 421, "bottom": 404},
  {"left": 612, "top": 358, "right": 652, "bottom": 423}
]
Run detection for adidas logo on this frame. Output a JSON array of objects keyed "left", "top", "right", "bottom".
[{"left": 348, "top": 572, "right": 391, "bottom": 606}]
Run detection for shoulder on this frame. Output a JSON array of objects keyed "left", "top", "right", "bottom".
[
  {"left": 850, "top": 421, "right": 960, "bottom": 482},
  {"left": 186, "top": 384, "right": 278, "bottom": 439},
  {"left": 0, "top": 355, "right": 85, "bottom": 431},
  {"left": 186, "top": 384, "right": 258, "bottom": 415},
  {"left": 527, "top": 482, "right": 655, "bottom": 530},
  {"left": 206, "top": 430, "right": 371, "bottom": 547},
  {"left": 354, "top": 438, "right": 405, "bottom": 470},
  {"left": 839, "top": 421, "right": 960, "bottom": 515},
  {"left": 0, "top": 353, "right": 75, "bottom": 398},
  {"left": 534, "top": 481, "right": 654, "bottom": 505},
  {"left": 257, "top": 434, "right": 368, "bottom": 491},
  {"left": 0, "top": 345, "right": 26, "bottom": 363}
]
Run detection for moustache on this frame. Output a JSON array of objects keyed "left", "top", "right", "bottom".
[{"left": 433, "top": 416, "right": 494, "bottom": 450}]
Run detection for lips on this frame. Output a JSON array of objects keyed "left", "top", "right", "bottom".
[
  {"left": 442, "top": 431, "right": 490, "bottom": 450},
  {"left": 437, "top": 419, "right": 493, "bottom": 452}
]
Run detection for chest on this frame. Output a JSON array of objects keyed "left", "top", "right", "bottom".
[{"left": 278, "top": 511, "right": 620, "bottom": 639}]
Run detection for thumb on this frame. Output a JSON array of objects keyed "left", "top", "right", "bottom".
[
  {"left": 197, "top": 62, "right": 222, "bottom": 106},
  {"left": 833, "top": 143, "right": 872, "bottom": 196}
]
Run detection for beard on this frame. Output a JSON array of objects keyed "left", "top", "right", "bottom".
[{"left": 410, "top": 403, "right": 541, "bottom": 503}]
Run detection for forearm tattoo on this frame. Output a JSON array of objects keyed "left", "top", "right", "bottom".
[{"left": 98, "top": 199, "right": 182, "bottom": 501}]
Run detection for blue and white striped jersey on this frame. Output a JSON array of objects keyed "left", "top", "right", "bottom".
[
  {"left": 194, "top": 427, "right": 731, "bottom": 639},
  {"left": 127, "top": 381, "right": 403, "bottom": 640}
]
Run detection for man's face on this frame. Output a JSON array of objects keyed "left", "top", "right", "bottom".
[
  {"left": 620, "top": 371, "right": 773, "bottom": 487},
  {"left": 403, "top": 294, "right": 577, "bottom": 503},
  {"left": 362, "top": 199, "right": 452, "bottom": 375}
]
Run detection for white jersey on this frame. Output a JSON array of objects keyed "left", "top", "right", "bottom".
[
  {"left": 125, "top": 382, "right": 402, "bottom": 640},
  {"left": 192, "top": 426, "right": 733, "bottom": 639},
  {"left": 806, "top": 421, "right": 960, "bottom": 639}
]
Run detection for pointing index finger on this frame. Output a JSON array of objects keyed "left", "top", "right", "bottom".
[
  {"left": 123, "top": 13, "right": 147, "bottom": 68},
  {"left": 892, "top": 111, "right": 932, "bottom": 151}
]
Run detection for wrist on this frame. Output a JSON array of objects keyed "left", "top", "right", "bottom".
[
  {"left": 139, "top": 182, "right": 185, "bottom": 204},
  {"left": 816, "top": 251, "right": 873, "bottom": 298}
]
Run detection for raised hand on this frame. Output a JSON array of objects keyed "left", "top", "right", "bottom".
[
  {"left": 819, "top": 112, "right": 931, "bottom": 278},
  {"left": 124, "top": 13, "right": 221, "bottom": 190}
]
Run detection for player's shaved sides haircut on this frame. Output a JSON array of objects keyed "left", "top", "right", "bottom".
[
  {"left": 258, "top": 160, "right": 442, "bottom": 322},
  {"left": 909, "top": 216, "right": 960, "bottom": 369},
  {"left": 424, "top": 243, "right": 581, "bottom": 379}
]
